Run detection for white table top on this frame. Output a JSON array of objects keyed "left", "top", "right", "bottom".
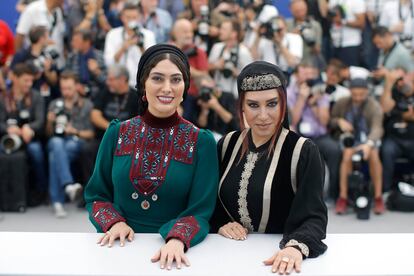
[{"left": 0, "top": 232, "right": 413, "bottom": 276}]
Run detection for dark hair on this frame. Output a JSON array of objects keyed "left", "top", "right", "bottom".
[
  {"left": 372, "top": 26, "right": 391, "bottom": 38},
  {"left": 12, "top": 63, "right": 35, "bottom": 77},
  {"left": 137, "top": 53, "right": 190, "bottom": 115},
  {"left": 60, "top": 70, "right": 80, "bottom": 83},
  {"left": 221, "top": 19, "right": 244, "bottom": 42},
  {"left": 28, "top": 25, "right": 48, "bottom": 44},
  {"left": 237, "top": 87, "right": 287, "bottom": 161},
  {"left": 122, "top": 2, "right": 139, "bottom": 13},
  {"left": 326, "top": 59, "right": 343, "bottom": 77},
  {"left": 72, "top": 28, "right": 93, "bottom": 42}
]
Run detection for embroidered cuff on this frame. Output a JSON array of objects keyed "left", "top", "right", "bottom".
[
  {"left": 92, "top": 201, "right": 126, "bottom": 232},
  {"left": 284, "top": 239, "right": 309, "bottom": 258},
  {"left": 166, "top": 216, "right": 200, "bottom": 251}
]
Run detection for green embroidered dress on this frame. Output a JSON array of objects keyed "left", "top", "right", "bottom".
[{"left": 85, "top": 111, "right": 219, "bottom": 249}]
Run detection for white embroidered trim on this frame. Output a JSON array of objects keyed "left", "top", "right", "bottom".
[{"left": 237, "top": 152, "right": 258, "bottom": 232}]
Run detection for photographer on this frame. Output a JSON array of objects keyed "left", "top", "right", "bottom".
[
  {"left": 330, "top": 78, "right": 385, "bottom": 215},
  {"left": 104, "top": 2, "right": 156, "bottom": 87},
  {"left": 196, "top": 75, "right": 238, "bottom": 137},
  {"left": 328, "top": 0, "right": 365, "bottom": 66},
  {"left": 0, "top": 63, "right": 47, "bottom": 207},
  {"left": 380, "top": 69, "right": 414, "bottom": 192},
  {"left": 46, "top": 71, "right": 94, "bottom": 218},
  {"left": 171, "top": 18, "right": 209, "bottom": 123},
  {"left": 138, "top": 0, "right": 173, "bottom": 43},
  {"left": 371, "top": 26, "right": 413, "bottom": 94},
  {"left": 66, "top": 29, "right": 107, "bottom": 100},
  {"left": 11, "top": 25, "right": 59, "bottom": 100},
  {"left": 251, "top": 16, "right": 303, "bottom": 74},
  {"left": 208, "top": 19, "right": 253, "bottom": 98},
  {"left": 287, "top": 62, "right": 341, "bottom": 200},
  {"left": 287, "top": 0, "right": 324, "bottom": 69}
]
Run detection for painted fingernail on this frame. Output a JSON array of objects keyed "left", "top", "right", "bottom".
[
  {"left": 272, "top": 268, "right": 276, "bottom": 273},
  {"left": 160, "top": 265, "right": 164, "bottom": 269},
  {"left": 167, "top": 266, "right": 171, "bottom": 270},
  {"left": 121, "top": 242, "right": 124, "bottom": 247}
]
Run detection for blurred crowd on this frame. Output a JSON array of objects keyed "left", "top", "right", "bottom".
[{"left": 1, "top": 0, "right": 414, "bottom": 217}]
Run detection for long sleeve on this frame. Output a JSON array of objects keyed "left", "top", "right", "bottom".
[
  {"left": 84, "top": 120, "right": 126, "bottom": 232},
  {"left": 280, "top": 140, "right": 328, "bottom": 258},
  {"left": 159, "top": 129, "right": 219, "bottom": 250},
  {"left": 28, "top": 92, "right": 45, "bottom": 134}
]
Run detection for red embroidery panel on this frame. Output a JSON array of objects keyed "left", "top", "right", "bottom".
[
  {"left": 92, "top": 201, "right": 126, "bottom": 232},
  {"left": 166, "top": 216, "right": 200, "bottom": 250},
  {"left": 114, "top": 116, "right": 199, "bottom": 196}
]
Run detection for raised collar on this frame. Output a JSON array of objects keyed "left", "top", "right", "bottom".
[{"left": 142, "top": 110, "right": 179, "bottom": 129}]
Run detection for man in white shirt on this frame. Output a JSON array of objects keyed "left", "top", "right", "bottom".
[
  {"left": 15, "top": 0, "right": 65, "bottom": 69},
  {"left": 208, "top": 19, "right": 253, "bottom": 98},
  {"left": 328, "top": 0, "right": 366, "bottom": 66},
  {"left": 252, "top": 16, "right": 303, "bottom": 74},
  {"left": 379, "top": 0, "right": 414, "bottom": 51},
  {"left": 104, "top": 3, "right": 156, "bottom": 87}
]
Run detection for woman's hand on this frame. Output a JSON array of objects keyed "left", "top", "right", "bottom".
[
  {"left": 263, "top": 247, "right": 303, "bottom": 274},
  {"left": 151, "top": 238, "right": 190, "bottom": 270},
  {"left": 218, "top": 222, "right": 248, "bottom": 240},
  {"left": 97, "top": 221, "right": 134, "bottom": 247}
]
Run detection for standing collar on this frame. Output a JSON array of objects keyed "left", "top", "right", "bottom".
[{"left": 142, "top": 110, "right": 179, "bottom": 128}]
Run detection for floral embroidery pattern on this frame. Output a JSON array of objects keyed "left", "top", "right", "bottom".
[
  {"left": 166, "top": 216, "right": 200, "bottom": 250},
  {"left": 92, "top": 201, "right": 126, "bottom": 232},
  {"left": 238, "top": 152, "right": 258, "bottom": 232},
  {"left": 115, "top": 116, "right": 199, "bottom": 196}
]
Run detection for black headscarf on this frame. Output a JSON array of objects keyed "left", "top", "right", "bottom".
[
  {"left": 237, "top": 61, "right": 289, "bottom": 128},
  {"left": 135, "top": 44, "right": 190, "bottom": 114}
]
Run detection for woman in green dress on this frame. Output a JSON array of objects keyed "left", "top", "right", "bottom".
[{"left": 85, "top": 44, "right": 219, "bottom": 270}]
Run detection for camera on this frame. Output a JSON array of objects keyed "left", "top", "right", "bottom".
[
  {"left": 30, "top": 49, "right": 60, "bottom": 73},
  {"left": 128, "top": 21, "right": 144, "bottom": 48},
  {"left": 183, "top": 45, "right": 198, "bottom": 58},
  {"left": 260, "top": 18, "right": 282, "bottom": 40},
  {"left": 297, "top": 22, "right": 316, "bottom": 46},
  {"left": 198, "top": 5, "right": 210, "bottom": 38},
  {"left": 199, "top": 86, "right": 213, "bottom": 102},
  {"left": 339, "top": 132, "right": 355, "bottom": 149},
  {"left": 327, "top": 5, "right": 346, "bottom": 21},
  {"left": 348, "top": 150, "right": 371, "bottom": 220},
  {"left": 53, "top": 100, "right": 69, "bottom": 136},
  {"left": 0, "top": 119, "right": 23, "bottom": 154},
  {"left": 400, "top": 34, "right": 413, "bottom": 49},
  {"left": 392, "top": 78, "right": 414, "bottom": 113},
  {"left": 222, "top": 47, "right": 238, "bottom": 78}
]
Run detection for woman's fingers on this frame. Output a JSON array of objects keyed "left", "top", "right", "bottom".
[
  {"left": 128, "top": 229, "right": 134, "bottom": 242},
  {"left": 97, "top": 233, "right": 106, "bottom": 244},
  {"left": 175, "top": 254, "right": 182, "bottom": 269},
  {"left": 166, "top": 253, "right": 174, "bottom": 270},
  {"left": 108, "top": 232, "right": 117, "bottom": 248},
  {"left": 159, "top": 251, "right": 167, "bottom": 269},
  {"left": 219, "top": 227, "right": 233, "bottom": 239},
  {"left": 294, "top": 258, "right": 302, "bottom": 273},
  {"left": 285, "top": 258, "right": 295, "bottom": 275},
  {"left": 99, "top": 233, "right": 110, "bottom": 246},
  {"left": 119, "top": 232, "right": 126, "bottom": 247},
  {"left": 151, "top": 250, "right": 161, "bottom": 263},
  {"left": 182, "top": 253, "right": 191, "bottom": 267}
]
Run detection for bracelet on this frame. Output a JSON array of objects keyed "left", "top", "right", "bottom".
[{"left": 284, "top": 239, "right": 309, "bottom": 258}]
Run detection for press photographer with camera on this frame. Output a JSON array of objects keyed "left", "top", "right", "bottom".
[
  {"left": 171, "top": 18, "right": 209, "bottom": 123},
  {"left": 0, "top": 63, "right": 47, "bottom": 209},
  {"left": 104, "top": 2, "right": 156, "bottom": 87},
  {"left": 208, "top": 19, "right": 253, "bottom": 99},
  {"left": 328, "top": 0, "right": 365, "bottom": 66},
  {"left": 66, "top": 29, "right": 107, "bottom": 100},
  {"left": 251, "top": 16, "right": 303, "bottom": 75},
  {"left": 330, "top": 78, "right": 385, "bottom": 215},
  {"left": 46, "top": 71, "right": 94, "bottom": 218},
  {"left": 138, "top": 0, "right": 173, "bottom": 43},
  {"left": 287, "top": 0, "right": 324, "bottom": 69},
  {"left": 11, "top": 26, "right": 59, "bottom": 99},
  {"left": 380, "top": 69, "right": 414, "bottom": 192},
  {"left": 196, "top": 75, "right": 238, "bottom": 137},
  {"left": 287, "top": 62, "right": 342, "bottom": 200}
]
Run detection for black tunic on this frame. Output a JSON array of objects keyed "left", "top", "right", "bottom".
[{"left": 210, "top": 128, "right": 328, "bottom": 258}]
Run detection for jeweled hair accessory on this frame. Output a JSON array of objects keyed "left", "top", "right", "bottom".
[{"left": 240, "top": 74, "right": 282, "bottom": 92}]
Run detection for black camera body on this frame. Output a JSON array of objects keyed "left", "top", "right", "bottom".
[
  {"left": 297, "top": 21, "right": 316, "bottom": 46},
  {"left": 261, "top": 19, "right": 282, "bottom": 40},
  {"left": 222, "top": 47, "right": 238, "bottom": 78},
  {"left": 131, "top": 26, "right": 144, "bottom": 48},
  {"left": 199, "top": 86, "right": 213, "bottom": 102},
  {"left": 31, "top": 49, "right": 60, "bottom": 73},
  {"left": 198, "top": 5, "right": 210, "bottom": 38},
  {"left": 400, "top": 34, "right": 413, "bottom": 49},
  {"left": 183, "top": 45, "right": 198, "bottom": 58},
  {"left": 53, "top": 100, "right": 69, "bottom": 137},
  {"left": 392, "top": 81, "right": 414, "bottom": 113},
  {"left": 348, "top": 151, "right": 371, "bottom": 220}
]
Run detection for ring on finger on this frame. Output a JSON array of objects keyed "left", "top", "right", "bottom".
[{"left": 281, "top": 256, "right": 290, "bottom": 263}]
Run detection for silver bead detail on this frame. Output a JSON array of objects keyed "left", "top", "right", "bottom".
[
  {"left": 141, "top": 200, "right": 150, "bottom": 210},
  {"left": 152, "top": 194, "right": 158, "bottom": 201},
  {"left": 131, "top": 192, "right": 139, "bottom": 200}
]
